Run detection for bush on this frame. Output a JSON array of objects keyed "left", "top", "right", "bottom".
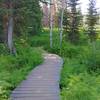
[
  {"left": 77, "top": 40, "right": 100, "bottom": 73},
  {"left": 60, "top": 59, "right": 100, "bottom": 100},
  {"left": 61, "top": 80, "right": 98, "bottom": 100},
  {"left": 86, "top": 51, "right": 100, "bottom": 74},
  {"left": 28, "top": 31, "right": 49, "bottom": 48},
  {"left": 0, "top": 44, "right": 9, "bottom": 55},
  {"left": 60, "top": 41, "right": 100, "bottom": 100}
]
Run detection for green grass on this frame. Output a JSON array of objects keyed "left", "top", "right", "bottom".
[{"left": 0, "top": 39, "right": 43, "bottom": 100}]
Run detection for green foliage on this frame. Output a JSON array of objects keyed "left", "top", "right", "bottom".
[
  {"left": 0, "top": 39, "right": 43, "bottom": 99},
  {"left": 86, "top": 0, "right": 99, "bottom": 41},
  {"left": 0, "top": 81, "right": 12, "bottom": 100},
  {"left": 60, "top": 58, "right": 100, "bottom": 100},
  {"left": 0, "top": 0, "right": 42, "bottom": 42},
  {"left": 0, "top": 44, "right": 9, "bottom": 54},
  {"left": 60, "top": 42, "right": 100, "bottom": 100},
  {"left": 82, "top": 41, "right": 100, "bottom": 73},
  {"left": 28, "top": 31, "right": 49, "bottom": 48},
  {"left": 0, "top": 27, "right": 99, "bottom": 100},
  {"left": 63, "top": 0, "right": 82, "bottom": 44},
  {"left": 13, "top": 0, "right": 42, "bottom": 36},
  {"left": 31, "top": 29, "right": 100, "bottom": 100},
  {"left": 61, "top": 76, "right": 99, "bottom": 100}
]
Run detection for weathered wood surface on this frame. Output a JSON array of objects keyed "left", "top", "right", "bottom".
[{"left": 10, "top": 54, "right": 63, "bottom": 100}]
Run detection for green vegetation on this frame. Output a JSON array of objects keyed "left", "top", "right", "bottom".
[
  {"left": 29, "top": 29, "right": 100, "bottom": 100},
  {"left": 0, "top": 0, "right": 42, "bottom": 53},
  {"left": 0, "top": 39, "right": 43, "bottom": 100},
  {"left": 0, "top": 0, "right": 100, "bottom": 100},
  {"left": 0, "top": 0, "right": 44, "bottom": 99},
  {"left": 60, "top": 42, "right": 100, "bottom": 100},
  {"left": 0, "top": 28, "right": 100, "bottom": 100},
  {"left": 0, "top": 1, "right": 43, "bottom": 99}
]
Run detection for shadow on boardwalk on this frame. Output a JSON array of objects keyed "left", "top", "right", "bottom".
[{"left": 10, "top": 54, "right": 63, "bottom": 100}]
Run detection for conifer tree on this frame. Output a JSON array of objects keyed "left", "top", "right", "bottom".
[
  {"left": 67, "top": 0, "right": 81, "bottom": 44},
  {"left": 87, "top": 0, "right": 98, "bottom": 42}
]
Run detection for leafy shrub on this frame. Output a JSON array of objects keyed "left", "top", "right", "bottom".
[
  {"left": 60, "top": 59, "right": 100, "bottom": 100},
  {"left": 60, "top": 42, "right": 83, "bottom": 58},
  {"left": 46, "top": 41, "right": 85, "bottom": 59},
  {"left": 60, "top": 58, "right": 87, "bottom": 88},
  {"left": 0, "top": 44, "right": 9, "bottom": 55},
  {"left": 77, "top": 40, "right": 100, "bottom": 73},
  {"left": 86, "top": 51, "right": 100, "bottom": 73},
  {"left": 28, "top": 32, "right": 49, "bottom": 48},
  {"left": 0, "top": 81, "right": 12, "bottom": 100},
  {"left": 61, "top": 79, "right": 98, "bottom": 100}
]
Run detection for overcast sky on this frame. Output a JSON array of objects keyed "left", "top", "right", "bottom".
[{"left": 81, "top": 0, "right": 100, "bottom": 14}]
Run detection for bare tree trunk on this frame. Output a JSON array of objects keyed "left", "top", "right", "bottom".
[
  {"left": 50, "top": 0, "right": 53, "bottom": 48},
  {"left": 7, "top": 15, "right": 14, "bottom": 54},
  {"left": 7, "top": 1, "right": 14, "bottom": 54},
  {"left": 60, "top": 8, "right": 64, "bottom": 47}
]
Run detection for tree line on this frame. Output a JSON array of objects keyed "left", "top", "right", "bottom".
[
  {"left": 45, "top": 0, "right": 99, "bottom": 46},
  {"left": 0, "top": 0, "right": 99, "bottom": 53}
]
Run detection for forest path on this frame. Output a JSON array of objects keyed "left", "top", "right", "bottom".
[{"left": 10, "top": 53, "right": 63, "bottom": 100}]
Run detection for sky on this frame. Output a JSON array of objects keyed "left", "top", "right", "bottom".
[{"left": 81, "top": 0, "right": 100, "bottom": 14}]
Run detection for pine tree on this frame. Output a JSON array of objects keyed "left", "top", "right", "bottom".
[
  {"left": 87, "top": 0, "right": 98, "bottom": 42},
  {"left": 14, "top": 0, "right": 42, "bottom": 36},
  {"left": 67, "top": 0, "right": 81, "bottom": 44},
  {"left": 63, "top": 7, "right": 70, "bottom": 39}
]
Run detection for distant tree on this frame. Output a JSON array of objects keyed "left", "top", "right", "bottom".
[
  {"left": 50, "top": 0, "right": 53, "bottom": 48},
  {"left": 63, "top": 7, "right": 70, "bottom": 39},
  {"left": 87, "top": 0, "right": 98, "bottom": 42},
  {"left": 59, "top": 0, "right": 65, "bottom": 47},
  {"left": 67, "top": 0, "right": 81, "bottom": 44}
]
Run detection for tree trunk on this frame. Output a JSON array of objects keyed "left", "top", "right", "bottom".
[
  {"left": 6, "top": 0, "right": 15, "bottom": 54},
  {"left": 7, "top": 15, "right": 14, "bottom": 54},
  {"left": 50, "top": 0, "right": 53, "bottom": 48},
  {"left": 60, "top": 8, "right": 64, "bottom": 47}
]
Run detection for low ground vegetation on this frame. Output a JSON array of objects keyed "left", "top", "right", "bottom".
[{"left": 0, "top": 38, "right": 43, "bottom": 100}]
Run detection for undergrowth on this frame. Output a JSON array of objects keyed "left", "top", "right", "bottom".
[{"left": 0, "top": 38, "right": 43, "bottom": 100}]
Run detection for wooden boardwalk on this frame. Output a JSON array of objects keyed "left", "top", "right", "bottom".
[{"left": 10, "top": 54, "right": 63, "bottom": 100}]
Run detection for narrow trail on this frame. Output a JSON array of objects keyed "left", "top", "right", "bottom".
[{"left": 10, "top": 54, "right": 63, "bottom": 100}]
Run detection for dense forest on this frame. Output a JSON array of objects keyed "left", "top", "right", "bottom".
[{"left": 0, "top": 0, "right": 100, "bottom": 100}]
